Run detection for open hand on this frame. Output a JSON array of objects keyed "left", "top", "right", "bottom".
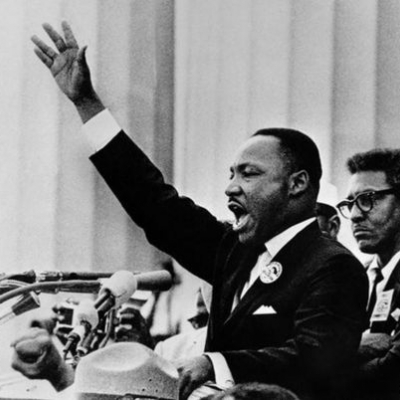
[{"left": 31, "top": 21, "right": 93, "bottom": 103}]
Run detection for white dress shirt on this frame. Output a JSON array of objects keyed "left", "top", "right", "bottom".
[
  {"left": 241, "top": 218, "right": 315, "bottom": 299},
  {"left": 367, "top": 250, "right": 400, "bottom": 300},
  {"left": 82, "top": 109, "right": 316, "bottom": 389},
  {"left": 83, "top": 109, "right": 121, "bottom": 152}
]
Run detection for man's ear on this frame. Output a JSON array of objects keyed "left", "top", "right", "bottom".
[
  {"left": 328, "top": 214, "right": 341, "bottom": 240},
  {"left": 288, "top": 170, "right": 310, "bottom": 196}
]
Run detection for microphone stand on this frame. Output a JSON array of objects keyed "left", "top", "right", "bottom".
[
  {"left": 0, "top": 280, "right": 102, "bottom": 304},
  {"left": 0, "top": 270, "right": 173, "bottom": 363}
]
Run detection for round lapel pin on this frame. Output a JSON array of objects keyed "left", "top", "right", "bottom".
[{"left": 260, "top": 261, "right": 283, "bottom": 284}]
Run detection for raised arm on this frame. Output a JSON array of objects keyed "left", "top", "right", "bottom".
[
  {"left": 32, "top": 21, "right": 225, "bottom": 282},
  {"left": 31, "top": 21, "right": 104, "bottom": 123}
]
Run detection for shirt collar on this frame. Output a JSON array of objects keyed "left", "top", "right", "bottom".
[
  {"left": 264, "top": 217, "right": 316, "bottom": 259},
  {"left": 369, "top": 250, "right": 400, "bottom": 282}
]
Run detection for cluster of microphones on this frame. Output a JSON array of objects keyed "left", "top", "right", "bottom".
[{"left": 0, "top": 269, "right": 172, "bottom": 362}]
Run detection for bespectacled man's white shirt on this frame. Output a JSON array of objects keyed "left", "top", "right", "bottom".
[{"left": 367, "top": 251, "right": 400, "bottom": 300}]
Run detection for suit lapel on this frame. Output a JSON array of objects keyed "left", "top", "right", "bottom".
[
  {"left": 368, "top": 257, "right": 400, "bottom": 333},
  {"left": 206, "top": 239, "right": 261, "bottom": 351},
  {"left": 224, "top": 222, "right": 321, "bottom": 328},
  {"left": 218, "top": 244, "right": 260, "bottom": 323},
  {"left": 384, "top": 259, "right": 400, "bottom": 315},
  {"left": 384, "top": 259, "right": 400, "bottom": 291}
]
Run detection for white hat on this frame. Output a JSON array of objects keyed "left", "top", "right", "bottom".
[{"left": 74, "top": 342, "right": 179, "bottom": 399}]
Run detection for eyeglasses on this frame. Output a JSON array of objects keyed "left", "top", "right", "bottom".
[{"left": 336, "top": 188, "right": 396, "bottom": 219}]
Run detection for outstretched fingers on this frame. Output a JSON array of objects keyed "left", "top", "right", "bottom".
[
  {"left": 61, "top": 21, "right": 79, "bottom": 48},
  {"left": 32, "top": 46, "right": 52, "bottom": 68},
  {"left": 42, "top": 23, "right": 68, "bottom": 52},
  {"left": 31, "top": 34, "right": 57, "bottom": 67}
]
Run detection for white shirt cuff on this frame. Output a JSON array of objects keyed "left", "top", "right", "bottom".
[
  {"left": 205, "top": 352, "right": 235, "bottom": 389},
  {"left": 82, "top": 109, "right": 121, "bottom": 153}
]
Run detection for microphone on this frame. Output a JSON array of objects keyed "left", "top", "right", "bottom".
[
  {"left": 95, "top": 270, "right": 137, "bottom": 315},
  {"left": 134, "top": 270, "right": 172, "bottom": 292},
  {"left": 36, "top": 269, "right": 172, "bottom": 291},
  {"left": 63, "top": 299, "right": 99, "bottom": 356},
  {"left": 63, "top": 270, "right": 137, "bottom": 356},
  {"left": 0, "top": 292, "right": 40, "bottom": 325},
  {"left": 93, "top": 270, "right": 173, "bottom": 314},
  {"left": 90, "top": 270, "right": 172, "bottom": 316},
  {"left": 37, "top": 271, "right": 113, "bottom": 282}
]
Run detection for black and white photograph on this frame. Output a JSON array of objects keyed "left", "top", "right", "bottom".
[{"left": 0, "top": 1, "right": 400, "bottom": 399}]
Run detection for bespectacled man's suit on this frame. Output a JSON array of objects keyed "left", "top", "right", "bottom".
[{"left": 354, "top": 260, "right": 400, "bottom": 400}]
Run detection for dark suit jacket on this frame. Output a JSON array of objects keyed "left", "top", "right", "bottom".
[
  {"left": 368, "top": 259, "right": 400, "bottom": 334},
  {"left": 354, "top": 260, "right": 400, "bottom": 399},
  {"left": 90, "top": 132, "right": 368, "bottom": 400}
]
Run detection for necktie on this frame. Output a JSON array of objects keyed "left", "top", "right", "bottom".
[
  {"left": 231, "top": 248, "right": 271, "bottom": 311},
  {"left": 367, "top": 267, "right": 383, "bottom": 321}
]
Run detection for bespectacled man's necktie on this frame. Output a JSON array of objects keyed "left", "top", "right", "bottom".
[{"left": 367, "top": 267, "right": 384, "bottom": 321}]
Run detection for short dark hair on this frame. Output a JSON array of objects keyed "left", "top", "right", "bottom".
[
  {"left": 252, "top": 128, "right": 322, "bottom": 190},
  {"left": 206, "top": 382, "right": 300, "bottom": 400},
  {"left": 347, "top": 148, "right": 400, "bottom": 189},
  {"left": 316, "top": 202, "right": 337, "bottom": 218}
]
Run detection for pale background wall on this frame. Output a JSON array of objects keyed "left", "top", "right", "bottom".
[
  {"left": 0, "top": 0, "right": 400, "bottom": 375},
  {"left": 174, "top": 0, "right": 400, "bottom": 251}
]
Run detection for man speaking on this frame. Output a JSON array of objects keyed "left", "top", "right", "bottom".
[{"left": 31, "top": 21, "right": 368, "bottom": 400}]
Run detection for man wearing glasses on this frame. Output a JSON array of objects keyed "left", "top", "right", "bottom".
[{"left": 337, "top": 149, "right": 400, "bottom": 400}]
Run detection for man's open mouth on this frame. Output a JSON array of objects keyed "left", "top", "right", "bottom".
[{"left": 228, "top": 201, "right": 250, "bottom": 232}]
